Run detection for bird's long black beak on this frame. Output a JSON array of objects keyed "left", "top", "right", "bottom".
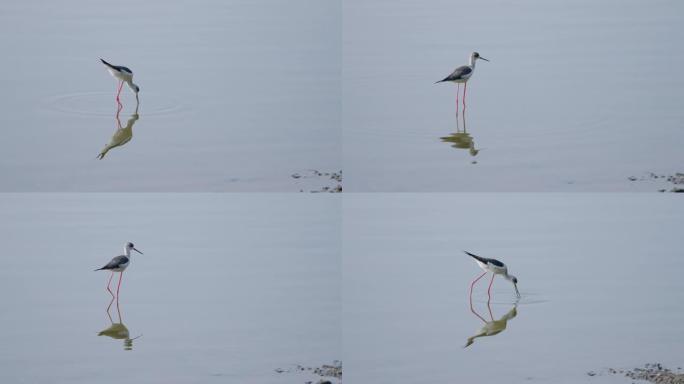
[
  {"left": 514, "top": 283, "right": 520, "bottom": 298},
  {"left": 479, "top": 57, "right": 490, "bottom": 62},
  {"left": 133, "top": 247, "right": 143, "bottom": 255}
]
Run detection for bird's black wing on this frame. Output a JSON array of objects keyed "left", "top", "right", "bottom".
[
  {"left": 436, "top": 65, "right": 472, "bottom": 83},
  {"left": 95, "top": 255, "right": 129, "bottom": 270},
  {"left": 100, "top": 58, "right": 133, "bottom": 74},
  {"left": 464, "top": 251, "right": 504, "bottom": 267}
]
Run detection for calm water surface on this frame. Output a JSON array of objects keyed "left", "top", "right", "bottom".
[
  {"left": 0, "top": 194, "right": 340, "bottom": 383},
  {"left": 0, "top": 0, "right": 340, "bottom": 191},
  {"left": 343, "top": 0, "right": 684, "bottom": 191},
  {"left": 343, "top": 194, "right": 684, "bottom": 383}
]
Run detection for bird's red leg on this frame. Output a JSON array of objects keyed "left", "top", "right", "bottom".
[
  {"left": 116, "top": 296, "right": 122, "bottom": 323},
  {"left": 455, "top": 83, "right": 460, "bottom": 116},
  {"left": 116, "top": 102, "right": 123, "bottom": 125},
  {"left": 106, "top": 295, "right": 115, "bottom": 314},
  {"left": 487, "top": 273, "right": 496, "bottom": 300},
  {"left": 116, "top": 81, "right": 123, "bottom": 103},
  {"left": 463, "top": 82, "right": 467, "bottom": 110},
  {"left": 469, "top": 292, "right": 487, "bottom": 323},
  {"left": 487, "top": 298, "right": 494, "bottom": 321},
  {"left": 106, "top": 271, "right": 114, "bottom": 296},
  {"left": 106, "top": 297, "right": 115, "bottom": 322},
  {"left": 469, "top": 271, "right": 487, "bottom": 297},
  {"left": 462, "top": 107, "right": 467, "bottom": 132},
  {"left": 116, "top": 271, "right": 124, "bottom": 298}
]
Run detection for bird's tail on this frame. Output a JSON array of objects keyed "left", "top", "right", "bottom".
[
  {"left": 94, "top": 267, "right": 104, "bottom": 271},
  {"left": 464, "top": 250, "right": 486, "bottom": 263}
]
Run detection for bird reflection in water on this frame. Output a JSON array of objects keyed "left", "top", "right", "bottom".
[
  {"left": 464, "top": 293, "right": 517, "bottom": 348},
  {"left": 98, "top": 296, "right": 141, "bottom": 351},
  {"left": 98, "top": 102, "right": 139, "bottom": 160},
  {"left": 440, "top": 108, "right": 482, "bottom": 163}
]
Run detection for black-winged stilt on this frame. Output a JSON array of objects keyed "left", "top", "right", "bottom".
[
  {"left": 94, "top": 242, "right": 143, "bottom": 298},
  {"left": 100, "top": 58, "right": 140, "bottom": 105},
  {"left": 465, "top": 250, "right": 520, "bottom": 298},
  {"left": 436, "top": 52, "right": 489, "bottom": 111}
]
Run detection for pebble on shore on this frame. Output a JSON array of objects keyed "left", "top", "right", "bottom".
[
  {"left": 597, "top": 363, "right": 684, "bottom": 384},
  {"left": 275, "top": 360, "right": 342, "bottom": 384},
  {"left": 291, "top": 170, "right": 342, "bottom": 193}
]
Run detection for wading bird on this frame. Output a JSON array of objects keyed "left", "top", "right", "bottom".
[
  {"left": 94, "top": 242, "right": 143, "bottom": 298},
  {"left": 436, "top": 52, "right": 489, "bottom": 110},
  {"left": 465, "top": 251, "right": 520, "bottom": 298},
  {"left": 100, "top": 58, "right": 140, "bottom": 104}
]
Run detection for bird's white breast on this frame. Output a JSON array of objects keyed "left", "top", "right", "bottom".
[
  {"left": 113, "top": 260, "right": 129, "bottom": 271},
  {"left": 455, "top": 72, "right": 473, "bottom": 82},
  {"left": 108, "top": 68, "right": 133, "bottom": 82}
]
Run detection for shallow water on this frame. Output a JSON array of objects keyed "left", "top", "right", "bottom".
[
  {"left": 0, "top": 0, "right": 340, "bottom": 191},
  {"left": 343, "top": 0, "right": 684, "bottom": 191},
  {"left": 343, "top": 194, "right": 684, "bottom": 383},
  {"left": 0, "top": 194, "right": 340, "bottom": 383}
]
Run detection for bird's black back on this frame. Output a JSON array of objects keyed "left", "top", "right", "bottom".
[
  {"left": 100, "top": 58, "right": 133, "bottom": 74},
  {"left": 437, "top": 66, "right": 472, "bottom": 83},
  {"left": 95, "top": 255, "right": 129, "bottom": 270},
  {"left": 464, "top": 251, "right": 504, "bottom": 267}
]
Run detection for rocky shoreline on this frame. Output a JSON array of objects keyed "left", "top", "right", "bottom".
[
  {"left": 291, "top": 170, "right": 343, "bottom": 193},
  {"left": 627, "top": 172, "right": 684, "bottom": 192},
  {"left": 275, "top": 360, "right": 342, "bottom": 384},
  {"left": 589, "top": 363, "right": 684, "bottom": 383}
]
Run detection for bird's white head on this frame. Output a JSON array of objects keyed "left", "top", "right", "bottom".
[
  {"left": 470, "top": 51, "right": 489, "bottom": 66},
  {"left": 125, "top": 242, "right": 143, "bottom": 256}
]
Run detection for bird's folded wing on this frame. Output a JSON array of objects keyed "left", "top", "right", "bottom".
[
  {"left": 100, "top": 255, "right": 129, "bottom": 269},
  {"left": 444, "top": 66, "right": 472, "bottom": 81}
]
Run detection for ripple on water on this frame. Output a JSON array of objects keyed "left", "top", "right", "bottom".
[
  {"left": 42, "top": 90, "right": 189, "bottom": 117},
  {"left": 471, "top": 292, "right": 548, "bottom": 306}
]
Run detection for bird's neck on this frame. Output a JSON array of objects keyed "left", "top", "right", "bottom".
[
  {"left": 469, "top": 57, "right": 477, "bottom": 68},
  {"left": 124, "top": 248, "right": 131, "bottom": 257}
]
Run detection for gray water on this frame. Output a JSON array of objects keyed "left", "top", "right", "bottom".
[
  {"left": 0, "top": 194, "right": 340, "bottom": 383},
  {"left": 1, "top": 0, "right": 682, "bottom": 382},
  {"left": 0, "top": 0, "right": 340, "bottom": 191},
  {"left": 2, "top": 0, "right": 682, "bottom": 192},
  {"left": 343, "top": 0, "right": 684, "bottom": 191},
  {"left": 343, "top": 194, "right": 684, "bottom": 383}
]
